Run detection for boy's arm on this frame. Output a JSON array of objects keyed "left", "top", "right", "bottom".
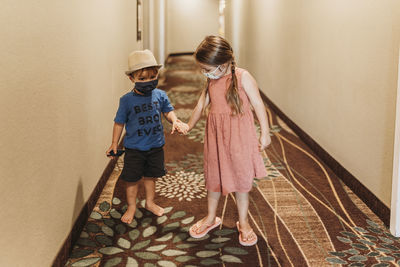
[
  {"left": 161, "top": 92, "right": 182, "bottom": 133},
  {"left": 163, "top": 110, "right": 178, "bottom": 124},
  {"left": 187, "top": 89, "right": 209, "bottom": 132},
  {"left": 111, "top": 122, "right": 124, "bottom": 146},
  {"left": 106, "top": 122, "right": 124, "bottom": 157},
  {"left": 241, "top": 71, "right": 271, "bottom": 151}
]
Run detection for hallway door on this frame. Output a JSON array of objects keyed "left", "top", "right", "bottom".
[
  {"left": 141, "top": 0, "right": 166, "bottom": 65},
  {"left": 391, "top": 46, "right": 400, "bottom": 237}
]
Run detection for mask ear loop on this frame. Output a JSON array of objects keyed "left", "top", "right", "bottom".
[{"left": 205, "top": 65, "right": 221, "bottom": 75}]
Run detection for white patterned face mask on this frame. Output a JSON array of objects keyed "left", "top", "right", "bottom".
[{"left": 202, "top": 65, "right": 222, "bottom": 79}]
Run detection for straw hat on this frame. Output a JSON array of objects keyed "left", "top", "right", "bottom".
[{"left": 125, "top": 49, "right": 162, "bottom": 75}]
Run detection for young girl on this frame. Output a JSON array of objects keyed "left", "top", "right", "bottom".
[{"left": 183, "top": 36, "right": 271, "bottom": 246}]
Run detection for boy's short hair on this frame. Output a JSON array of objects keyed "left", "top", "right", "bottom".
[{"left": 130, "top": 66, "right": 159, "bottom": 79}]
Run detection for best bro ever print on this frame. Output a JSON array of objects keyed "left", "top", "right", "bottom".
[{"left": 133, "top": 101, "right": 163, "bottom": 136}]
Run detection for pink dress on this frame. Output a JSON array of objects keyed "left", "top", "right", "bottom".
[{"left": 204, "top": 67, "right": 267, "bottom": 195}]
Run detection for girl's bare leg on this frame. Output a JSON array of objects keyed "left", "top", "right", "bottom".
[
  {"left": 235, "top": 191, "right": 256, "bottom": 240},
  {"left": 193, "top": 190, "right": 221, "bottom": 234}
]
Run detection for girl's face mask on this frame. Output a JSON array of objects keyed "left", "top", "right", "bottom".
[{"left": 202, "top": 65, "right": 222, "bottom": 79}]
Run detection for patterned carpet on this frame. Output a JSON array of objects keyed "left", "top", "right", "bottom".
[{"left": 65, "top": 55, "right": 400, "bottom": 267}]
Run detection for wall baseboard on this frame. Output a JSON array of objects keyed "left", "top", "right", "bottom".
[
  {"left": 52, "top": 143, "right": 123, "bottom": 267},
  {"left": 260, "top": 93, "right": 390, "bottom": 227}
]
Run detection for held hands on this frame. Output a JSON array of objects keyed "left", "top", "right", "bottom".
[
  {"left": 171, "top": 119, "right": 189, "bottom": 135},
  {"left": 178, "top": 121, "right": 190, "bottom": 135},
  {"left": 259, "top": 134, "right": 271, "bottom": 152}
]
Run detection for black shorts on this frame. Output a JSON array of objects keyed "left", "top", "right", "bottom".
[{"left": 119, "top": 146, "right": 167, "bottom": 183}]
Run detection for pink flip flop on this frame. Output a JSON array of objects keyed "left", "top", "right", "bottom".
[
  {"left": 236, "top": 221, "right": 258, "bottom": 246},
  {"left": 189, "top": 217, "right": 222, "bottom": 238}
]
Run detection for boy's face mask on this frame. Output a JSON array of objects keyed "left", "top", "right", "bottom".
[
  {"left": 202, "top": 65, "right": 222, "bottom": 79},
  {"left": 135, "top": 79, "right": 158, "bottom": 95}
]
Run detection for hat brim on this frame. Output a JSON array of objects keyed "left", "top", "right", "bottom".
[{"left": 125, "top": 64, "right": 163, "bottom": 76}]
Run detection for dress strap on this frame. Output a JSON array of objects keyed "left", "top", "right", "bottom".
[{"left": 234, "top": 67, "right": 245, "bottom": 91}]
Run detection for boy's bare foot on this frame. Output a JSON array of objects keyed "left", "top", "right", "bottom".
[
  {"left": 121, "top": 205, "right": 136, "bottom": 224},
  {"left": 145, "top": 202, "right": 164, "bottom": 216}
]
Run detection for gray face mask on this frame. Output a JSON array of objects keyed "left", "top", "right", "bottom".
[{"left": 202, "top": 65, "right": 222, "bottom": 79}]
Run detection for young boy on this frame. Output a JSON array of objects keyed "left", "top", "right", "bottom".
[{"left": 106, "top": 49, "right": 188, "bottom": 224}]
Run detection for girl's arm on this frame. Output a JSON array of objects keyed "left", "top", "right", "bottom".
[
  {"left": 241, "top": 71, "right": 271, "bottom": 151},
  {"left": 186, "top": 89, "right": 210, "bottom": 133}
]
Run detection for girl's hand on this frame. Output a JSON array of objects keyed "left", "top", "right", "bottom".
[
  {"left": 178, "top": 122, "right": 190, "bottom": 135},
  {"left": 106, "top": 144, "right": 118, "bottom": 159},
  {"left": 259, "top": 134, "right": 271, "bottom": 152},
  {"left": 176, "top": 121, "right": 189, "bottom": 135}
]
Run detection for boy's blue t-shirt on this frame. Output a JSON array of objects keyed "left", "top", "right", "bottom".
[{"left": 114, "top": 89, "right": 174, "bottom": 151}]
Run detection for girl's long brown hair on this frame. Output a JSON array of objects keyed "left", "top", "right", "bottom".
[{"left": 195, "top": 35, "right": 243, "bottom": 115}]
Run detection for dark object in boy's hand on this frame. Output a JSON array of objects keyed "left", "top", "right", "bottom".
[{"left": 108, "top": 150, "right": 125, "bottom": 157}]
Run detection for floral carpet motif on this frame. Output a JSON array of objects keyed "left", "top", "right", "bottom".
[{"left": 65, "top": 55, "right": 399, "bottom": 267}]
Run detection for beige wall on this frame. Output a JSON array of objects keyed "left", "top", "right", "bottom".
[
  {"left": 166, "top": 0, "right": 220, "bottom": 55},
  {"left": 0, "top": 1, "right": 141, "bottom": 266},
  {"left": 225, "top": 0, "right": 400, "bottom": 207}
]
